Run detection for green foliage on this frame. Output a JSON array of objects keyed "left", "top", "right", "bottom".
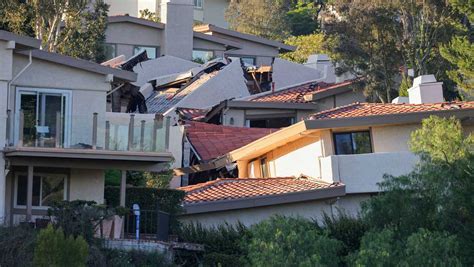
[
  {"left": 440, "top": 36, "right": 474, "bottom": 97},
  {"left": 0, "top": 225, "right": 37, "bottom": 266},
  {"left": 398, "top": 73, "right": 412, "bottom": 97},
  {"left": 320, "top": 211, "right": 368, "bottom": 257},
  {"left": 48, "top": 200, "right": 117, "bottom": 243},
  {"left": 177, "top": 222, "right": 250, "bottom": 266},
  {"left": 281, "top": 33, "right": 327, "bottom": 63},
  {"left": 139, "top": 8, "right": 160, "bottom": 23},
  {"left": 409, "top": 115, "right": 473, "bottom": 163},
  {"left": 286, "top": 1, "right": 320, "bottom": 36},
  {"left": 34, "top": 224, "right": 88, "bottom": 267},
  {"left": 102, "top": 249, "right": 171, "bottom": 267},
  {"left": 349, "top": 228, "right": 401, "bottom": 266},
  {"left": 247, "top": 215, "right": 342, "bottom": 267}
]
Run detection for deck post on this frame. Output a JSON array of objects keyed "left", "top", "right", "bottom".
[
  {"left": 92, "top": 113, "right": 98, "bottom": 149},
  {"left": 140, "top": 120, "right": 146, "bottom": 151},
  {"left": 120, "top": 170, "right": 126, "bottom": 207},
  {"left": 128, "top": 114, "right": 135, "bottom": 151},
  {"left": 18, "top": 110, "right": 24, "bottom": 147},
  {"left": 55, "top": 111, "right": 62, "bottom": 148},
  {"left": 105, "top": 121, "right": 110, "bottom": 150},
  {"left": 152, "top": 114, "right": 163, "bottom": 151},
  {"left": 164, "top": 116, "right": 171, "bottom": 151},
  {"left": 6, "top": 110, "right": 11, "bottom": 146},
  {"left": 26, "top": 165, "right": 33, "bottom": 222}
]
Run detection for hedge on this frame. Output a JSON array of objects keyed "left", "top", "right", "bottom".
[{"left": 104, "top": 186, "right": 185, "bottom": 214}]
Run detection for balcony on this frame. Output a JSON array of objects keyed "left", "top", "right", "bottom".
[
  {"left": 319, "top": 152, "right": 419, "bottom": 193},
  {"left": 6, "top": 111, "right": 170, "bottom": 153}
]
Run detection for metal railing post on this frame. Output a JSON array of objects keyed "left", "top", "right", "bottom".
[
  {"left": 55, "top": 111, "right": 61, "bottom": 148},
  {"left": 105, "top": 121, "right": 110, "bottom": 150},
  {"left": 140, "top": 120, "right": 146, "bottom": 151},
  {"left": 6, "top": 110, "right": 11, "bottom": 146},
  {"left": 18, "top": 110, "right": 24, "bottom": 147},
  {"left": 128, "top": 114, "right": 135, "bottom": 151},
  {"left": 92, "top": 113, "right": 98, "bottom": 149}
]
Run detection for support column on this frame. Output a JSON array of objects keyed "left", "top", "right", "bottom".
[
  {"left": 237, "top": 160, "right": 249, "bottom": 178},
  {"left": 0, "top": 154, "right": 6, "bottom": 225},
  {"left": 120, "top": 170, "right": 126, "bottom": 207},
  {"left": 26, "top": 165, "right": 33, "bottom": 222}
]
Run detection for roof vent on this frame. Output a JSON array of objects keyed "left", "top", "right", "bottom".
[{"left": 408, "top": 75, "right": 444, "bottom": 104}]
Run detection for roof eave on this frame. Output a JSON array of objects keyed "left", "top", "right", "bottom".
[
  {"left": 227, "top": 100, "right": 318, "bottom": 110},
  {"left": 0, "top": 30, "right": 41, "bottom": 50},
  {"left": 181, "top": 184, "right": 346, "bottom": 214}
]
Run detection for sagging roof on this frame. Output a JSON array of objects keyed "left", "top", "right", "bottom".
[
  {"left": 193, "top": 31, "right": 242, "bottom": 49},
  {"left": 179, "top": 177, "right": 345, "bottom": 214},
  {"left": 108, "top": 15, "right": 165, "bottom": 29},
  {"left": 308, "top": 101, "right": 474, "bottom": 120},
  {"left": 194, "top": 24, "right": 296, "bottom": 52},
  {"left": 186, "top": 121, "right": 277, "bottom": 161},
  {"left": 249, "top": 80, "right": 356, "bottom": 103},
  {"left": 176, "top": 108, "right": 210, "bottom": 121}
]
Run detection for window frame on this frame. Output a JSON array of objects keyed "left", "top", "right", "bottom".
[
  {"left": 133, "top": 45, "right": 160, "bottom": 59},
  {"left": 14, "top": 172, "right": 68, "bottom": 210},
  {"left": 194, "top": 0, "right": 203, "bottom": 9},
  {"left": 333, "top": 130, "right": 373, "bottom": 155},
  {"left": 192, "top": 49, "right": 214, "bottom": 63},
  {"left": 260, "top": 157, "right": 268, "bottom": 178},
  {"left": 103, "top": 43, "right": 117, "bottom": 60}
]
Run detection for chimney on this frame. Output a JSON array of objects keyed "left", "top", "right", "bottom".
[
  {"left": 160, "top": 0, "right": 193, "bottom": 61},
  {"left": 408, "top": 75, "right": 444, "bottom": 104},
  {"left": 306, "top": 54, "right": 336, "bottom": 83}
]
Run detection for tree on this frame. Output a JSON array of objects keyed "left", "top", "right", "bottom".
[
  {"left": 226, "top": 0, "right": 291, "bottom": 42},
  {"left": 280, "top": 33, "right": 326, "bottom": 63},
  {"left": 247, "top": 216, "right": 342, "bottom": 266},
  {"left": 324, "top": 2, "right": 402, "bottom": 102},
  {"left": 286, "top": 0, "right": 322, "bottom": 36},
  {"left": 139, "top": 8, "right": 160, "bottom": 23},
  {"left": 0, "top": 0, "right": 109, "bottom": 62}
]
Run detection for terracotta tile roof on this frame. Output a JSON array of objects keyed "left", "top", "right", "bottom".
[
  {"left": 250, "top": 80, "right": 354, "bottom": 103},
  {"left": 308, "top": 101, "right": 474, "bottom": 120},
  {"left": 176, "top": 108, "right": 210, "bottom": 121},
  {"left": 186, "top": 122, "right": 277, "bottom": 161},
  {"left": 179, "top": 177, "right": 343, "bottom": 204}
]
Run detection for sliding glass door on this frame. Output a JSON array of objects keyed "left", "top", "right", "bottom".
[{"left": 15, "top": 88, "right": 71, "bottom": 148}]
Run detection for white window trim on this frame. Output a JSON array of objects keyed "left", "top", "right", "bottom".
[
  {"left": 194, "top": 0, "right": 203, "bottom": 9},
  {"left": 14, "top": 172, "right": 68, "bottom": 210},
  {"left": 14, "top": 87, "right": 72, "bottom": 147}
]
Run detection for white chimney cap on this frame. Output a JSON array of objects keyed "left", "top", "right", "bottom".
[{"left": 413, "top": 74, "right": 437, "bottom": 87}]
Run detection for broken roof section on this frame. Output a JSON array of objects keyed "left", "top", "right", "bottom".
[
  {"left": 146, "top": 59, "right": 250, "bottom": 115},
  {"left": 271, "top": 58, "right": 323, "bottom": 90},
  {"left": 185, "top": 121, "right": 277, "bottom": 161}
]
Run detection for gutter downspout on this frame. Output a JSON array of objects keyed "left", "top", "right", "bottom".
[{"left": 6, "top": 50, "right": 33, "bottom": 146}]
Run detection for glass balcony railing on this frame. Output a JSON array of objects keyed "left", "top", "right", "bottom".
[{"left": 6, "top": 110, "right": 170, "bottom": 153}]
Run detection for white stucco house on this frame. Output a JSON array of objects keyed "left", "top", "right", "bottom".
[
  {"left": 0, "top": 30, "right": 179, "bottom": 225},
  {"left": 176, "top": 75, "right": 474, "bottom": 227}
]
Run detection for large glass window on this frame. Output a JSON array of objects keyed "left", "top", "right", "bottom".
[
  {"left": 260, "top": 157, "right": 268, "bottom": 178},
  {"left": 103, "top": 43, "right": 116, "bottom": 60},
  {"left": 333, "top": 131, "right": 372, "bottom": 155},
  {"left": 134, "top": 46, "right": 159, "bottom": 59},
  {"left": 15, "top": 174, "right": 66, "bottom": 208},
  {"left": 192, "top": 50, "right": 214, "bottom": 63}
]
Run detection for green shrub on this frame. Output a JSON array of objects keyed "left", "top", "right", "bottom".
[
  {"left": 34, "top": 224, "right": 88, "bottom": 267},
  {"left": 176, "top": 222, "right": 249, "bottom": 267},
  {"left": 247, "top": 216, "right": 342, "bottom": 267},
  {"left": 102, "top": 249, "right": 172, "bottom": 267},
  {"left": 320, "top": 211, "right": 368, "bottom": 257},
  {"left": 0, "top": 225, "right": 37, "bottom": 266},
  {"left": 348, "top": 228, "right": 401, "bottom": 267}
]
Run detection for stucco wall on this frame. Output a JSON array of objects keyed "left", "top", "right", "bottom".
[
  {"left": 272, "top": 58, "right": 322, "bottom": 90},
  {"left": 179, "top": 194, "right": 370, "bottom": 228},
  {"left": 201, "top": 0, "right": 229, "bottom": 28},
  {"left": 106, "top": 22, "right": 164, "bottom": 59},
  {"left": 106, "top": 0, "right": 139, "bottom": 16},
  {"left": 372, "top": 124, "right": 420, "bottom": 152},
  {"left": 69, "top": 169, "right": 105, "bottom": 204}
]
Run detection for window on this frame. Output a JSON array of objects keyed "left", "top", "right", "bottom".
[
  {"left": 103, "top": 43, "right": 116, "bottom": 60},
  {"left": 260, "top": 157, "right": 268, "bottom": 178},
  {"left": 133, "top": 46, "right": 159, "bottom": 59},
  {"left": 241, "top": 57, "right": 256, "bottom": 66},
  {"left": 16, "top": 88, "right": 71, "bottom": 148},
  {"left": 247, "top": 117, "right": 295, "bottom": 128},
  {"left": 333, "top": 131, "right": 372, "bottom": 155},
  {"left": 15, "top": 174, "right": 66, "bottom": 208},
  {"left": 192, "top": 50, "right": 214, "bottom": 63},
  {"left": 194, "top": 0, "right": 203, "bottom": 8}
]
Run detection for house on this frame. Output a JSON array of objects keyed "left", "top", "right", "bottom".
[
  {"left": 180, "top": 79, "right": 366, "bottom": 128},
  {"left": 0, "top": 30, "right": 178, "bottom": 225},
  {"left": 105, "top": 0, "right": 231, "bottom": 28},
  {"left": 176, "top": 75, "right": 474, "bottom": 227},
  {"left": 104, "top": 1, "right": 294, "bottom": 63},
  {"left": 179, "top": 121, "right": 277, "bottom": 186}
]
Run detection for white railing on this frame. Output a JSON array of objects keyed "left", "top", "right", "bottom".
[{"left": 319, "top": 152, "right": 419, "bottom": 193}]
